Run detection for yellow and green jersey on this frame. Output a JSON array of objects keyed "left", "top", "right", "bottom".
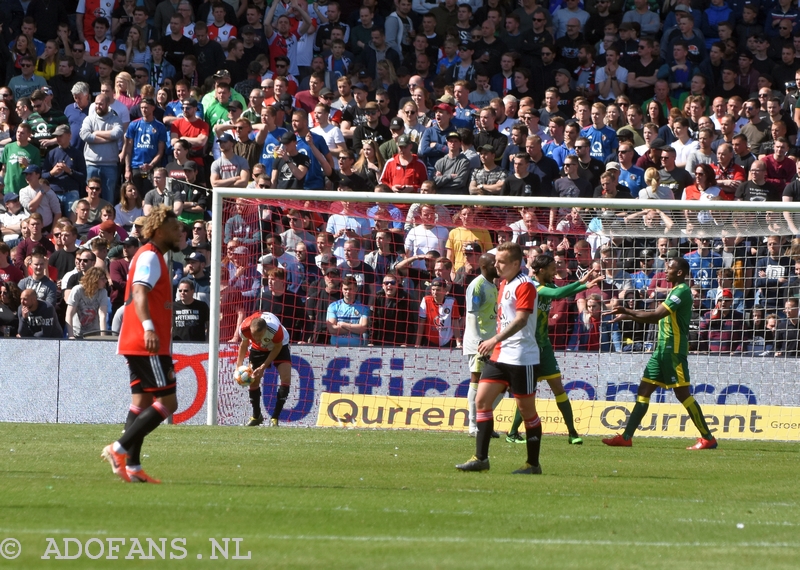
[
  {"left": 532, "top": 279, "right": 588, "bottom": 350},
  {"left": 658, "top": 282, "right": 692, "bottom": 357},
  {"left": 463, "top": 274, "right": 498, "bottom": 355}
]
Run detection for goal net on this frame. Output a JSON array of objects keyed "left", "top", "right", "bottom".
[{"left": 207, "top": 191, "right": 800, "bottom": 440}]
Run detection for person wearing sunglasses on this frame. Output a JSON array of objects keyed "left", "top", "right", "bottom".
[
  {"left": 370, "top": 270, "right": 413, "bottom": 347},
  {"left": 8, "top": 55, "right": 48, "bottom": 101}
]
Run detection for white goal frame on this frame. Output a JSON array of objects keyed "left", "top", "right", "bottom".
[{"left": 207, "top": 190, "right": 800, "bottom": 425}]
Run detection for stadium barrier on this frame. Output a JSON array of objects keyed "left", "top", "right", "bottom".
[{"left": 1, "top": 340, "right": 797, "bottom": 440}]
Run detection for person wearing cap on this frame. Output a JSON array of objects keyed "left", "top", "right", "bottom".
[
  {"left": 271, "top": 130, "right": 310, "bottom": 189},
  {"left": 19, "top": 165, "right": 62, "bottom": 230},
  {"left": 123, "top": 98, "right": 168, "bottom": 197},
  {"left": 169, "top": 98, "right": 210, "bottom": 167},
  {"left": 698, "top": 286, "right": 747, "bottom": 353},
  {"left": 379, "top": 134, "right": 428, "bottom": 192},
  {"left": 183, "top": 251, "right": 211, "bottom": 299},
  {"left": 433, "top": 131, "right": 472, "bottom": 195},
  {"left": 441, "top": 42, "right": 477, "bottom": 84},
  {"left": 40, "top": 124, "right": 86, "bottom": 217},
  {"left": 352, "top": 102, "right": 392, "bottom": 153},
  {"left": 339, "top": 82, "right": 371, "bottom": 139},
  {"left": 419, "top": 101, "right": 457, "bottom": 177},
  {"left": 0, "top": 194, "right": 26, "bottom": 246},
  {"left": 27, "top": 89, "right": 68, "bottom": 151},
  {"left": 210, "top": 133, "right": 251, "bottom": 190},
  {"left": 379, "top": 116, "right": 412, "bottom": 161}
]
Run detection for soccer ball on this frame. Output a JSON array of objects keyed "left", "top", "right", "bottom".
[{"left": 233, "top": 365, "right": 254, "bottom": 387}]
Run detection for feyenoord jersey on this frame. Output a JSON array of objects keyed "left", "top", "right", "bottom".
[
  {"left": 78, "top": 0, "right": 117, "bottom": 42},
  {"left": 490, "top": 272, "right": 539, "bottom": 366},
  {"left": 208, "top": 23, "right": 237, "bottom": 45},
  {"left": 241, "top": 311, "right": 289, "bottom": 352},
  {"left": 419, "top": 295, "right": 461, "bottom": 347},
  {"left": 118, "top": 243, "right": 172, "bottom": 356},
  {"left": 463, "top": 274, "right": 497, "bottom": 355},
  {"left": 84, "top": 37, "right": 116, "bottom": 59}
]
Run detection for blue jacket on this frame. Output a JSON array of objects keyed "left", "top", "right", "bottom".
[
  {"left": 702, "top": 4, "right": 733, "bottom": 48},
  {"left": 419, "top": 121, "right": 456, "bottom": 176}
]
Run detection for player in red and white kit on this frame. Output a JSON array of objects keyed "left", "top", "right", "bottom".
[
  {"left": 456, "top": 241, "right": 543, "bottom": 475},
  {"left": 237, "top": 311, "right": 293, "bottom": 427},
  {"left": 207, "top": 2, "right": 237, "bottom": 50},
  {"left": 101, "top": 206, "right": 182, "bottom": 484},
  {"left": 415, "top": 278, "right": 463, "bottom": 348}
]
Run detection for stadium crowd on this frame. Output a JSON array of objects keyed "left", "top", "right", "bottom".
[{"left": 1, "top": 0, "right": 800, "bottom": 355}]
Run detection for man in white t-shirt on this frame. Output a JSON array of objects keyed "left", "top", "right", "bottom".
[
  {"left": 404, "top": 205, "right": 450, "bottom": 270},
  {"left": 311, "top": 101, "right": 346, "bottom": 169}
]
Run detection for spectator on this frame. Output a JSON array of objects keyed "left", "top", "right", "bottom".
[
  {"left": 365, "top": 229, "right": 402, "bottom": 281},
  {"left": 17, "top": 288, "right": 62, "bottom": 338},
  {"left": 41, "top": 125, "right": 86, "bottom": 216},
  {"left": 0, "top": 194, "right": 26, "bottom": 246},
  {"left": 108, "top": 236, "right": 137, "bottom": 314},
  {"left": 433, "top": 131, "right": 472, "bottom": 195},
  {"left": 262, "top": 233, "right": 305, "bottom": 294},
  {"left": 305, "top": 262, "right": 342, "bottom": 344},
  {"left": 19, "top": 166, "right": 61, "bottom": 230},
  {"left": 698, "top": 289, "right": 747, "bottom": 353},
  {"left": 173, "top": 278, "right": 210, "bottom": 341},
  {"left": 48, "top": 223, "right": 80, "bottom": 282},
  {"left": 65, "top": 266, "right": 109, "bottom": 338},
  {"left": 567, "top": 293, "right": 619, "bottom": 351},
  {"left": 13, "top": 213, "right": 54, "bottom": 269},
  {"left": 0, "top": 123, "right": 41, "bottom": 196},
  {"left": 183, "top": 251, "right": 210, "bottom": 302},
  {"left": 18, "top": 250, "right": 58, "bottom": 306},
  {"left": 143, "top": 167, "right": 185, "bottom": 216},
  {"left": 415, "top": 277, "right": 462, "bottom": 348},
  {"left": 446, "top": 206, "right": 493, "bottom": 273},
  {"left": 404, "top": 204, "right": 450, "bottom": 270},
  {"left": 736, "top": 159, "right": 781, "bottom": 201},
  {"left": 755, "top": 235, "right": 792, "bottom": 310},
  {"left": 326, "top": 276, "right": 369, "bottom": 346},
  {"left": 379, "top": 134, "right": 427, "bottom": 192},
  {"left": 370, "top": 270, "right": 413, "bottom": 346},
  {"left": 338, "top": 238, "right": 376, "bottom": 304},
  {"left": 685, "top": 237, "right": 724, "bottom": 294}
]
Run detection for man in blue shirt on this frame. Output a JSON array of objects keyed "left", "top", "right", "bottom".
[
  {"left": 256, "top": 106, "right": 287, "bottom": 178},
  {"left": 290, "top": 109, "right": 333, "bottom": 190},
  {"left": 64, "top": 82, "right": 91, "bottom": 150},
  {"left": 616, "top": 141, "right": 646, "bottom": 196},
  {"left": 580, "top": 102, "right": 619, "bottom": 161},
  {"left": 326, "top": 276, "right": 370, "bottom": 347},
  {"left": 123, "top": 98, "right": 168, "bottom": 197},
  {"left": 684, "top": 237, "right": 724, "bottom": 296},
  {"left": 42, "top": 125, "right": 86, "bottom": 216}
]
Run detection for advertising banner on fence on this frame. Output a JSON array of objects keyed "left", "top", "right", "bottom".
[
  {"left": 316, "top": 393, "right": 800, "bottom": 440},
  {"left": 1, "top": 339, "right": 798, "bottom": 440}
]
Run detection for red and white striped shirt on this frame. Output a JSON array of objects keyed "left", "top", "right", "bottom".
[
  {"left": 419, "top": 295, "right": 460, "bottom": 346},
  {"left": 491, "top": 272, "right": 539, "bottom": 366}
]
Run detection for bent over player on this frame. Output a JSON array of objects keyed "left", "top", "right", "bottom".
[
  {"left": 603, "top": 257, "right": 718, "bottom": 450},
  {"left": 457, "top": 242, "right": 543, "bottom": 474},
  {"left": 506, "top": 254, "right": 603, "bottom": 445},
  {"left": 238, "top": 311, "right": 293, "bottom": 427},
  {"left": 102, "top": 206, "right": 182, "bottom": 483}
]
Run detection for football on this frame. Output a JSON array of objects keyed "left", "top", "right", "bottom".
[{"left": 233, "top": 365, "right": 254, "bottom": 387}]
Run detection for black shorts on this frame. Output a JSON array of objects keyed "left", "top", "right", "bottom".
[
  {"left": 249, "top": 344, "right": 291, "bottom": 370},
  {"left": 127, "top": 355, "right": 177, "bottom": 396},
  {"left": 480, "top": 360, "right": 538, "bottom": 398}
]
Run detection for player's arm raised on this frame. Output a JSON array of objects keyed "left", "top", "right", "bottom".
[
  {"left": 132, "top": 283, "right": 159, "bottom": 354},
  {"left": 606, "top": 302, "right": 670, "bottom": 325}
]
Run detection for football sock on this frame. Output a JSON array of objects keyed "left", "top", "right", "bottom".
[
  {"left": 509, "top": 409, "right": 523, "bottom": 435},
  {"left": 124, "top": 405, "right": 142, "bottom": 467},
  {"left": 467, "top": 383, "right": 478, "bottom": 432},
  {"left": 271, "top": 384, "right": 290, "bottom": 420},
  {"left": 475, "top": 410, "right": 493, "bottom": 461},
  {"left": 623, "top": 395, "right": 650, "bottom": 440},
  {"left": 524, "top": 414, "right": 542, "bottom": 466},
  {"left": 683, "top": 396, "right": 713, "bottom": 440},
  {"left": 249, "top": 387, "right": 262, "bottom": 417},
  {"left": 555, "top": 392, "right": 578, "bottom": 437},
  {"left": 117, "top": 401, "right": 170, "bottom": 450}
]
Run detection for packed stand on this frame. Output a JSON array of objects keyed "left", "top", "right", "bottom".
[{"left": 0, "top": 0, "right": 798, "bottom": 355}]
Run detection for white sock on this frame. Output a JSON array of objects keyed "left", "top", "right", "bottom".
[
  {"left": 112, "top": 442, "right": 127, "bottom": 454},
  {"left": 467, "top": 383, "right": 478, "bottom": 431},
  {"left": 127, "top": 465, "right": 141, "bottom": 472}
]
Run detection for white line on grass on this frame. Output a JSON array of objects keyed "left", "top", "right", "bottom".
[{"left": 263, "top": 534, "right": 800, "bottom": 549}]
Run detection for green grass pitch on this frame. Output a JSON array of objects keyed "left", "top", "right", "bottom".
[{"left": 1, "top": 423, "right": 798, "bottom": 569}]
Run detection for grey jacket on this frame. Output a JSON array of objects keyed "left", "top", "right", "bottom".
[
  {"left": 433, "top": 154, "right": 472, "bottom": 195},
  {"left": 80, "top": 111, "right": 124, "bottom": 166}
]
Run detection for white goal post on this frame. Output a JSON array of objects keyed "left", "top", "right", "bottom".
[{"left": 207, "top": 190, "right": 800, "bottom": 425}]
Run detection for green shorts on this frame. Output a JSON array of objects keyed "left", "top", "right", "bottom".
[
  {"left": 536, "top": 349, "right": 561, "bottom": 382},
  {"left": 642, "top": 351, "right": 691, "bottom": 388}
]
